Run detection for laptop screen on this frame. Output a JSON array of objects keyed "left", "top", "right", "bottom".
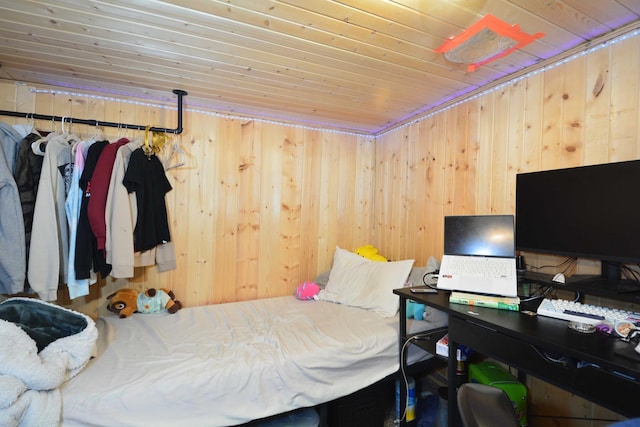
[{"left": 444, "top": 215, "right": 515, "bottom": 258}]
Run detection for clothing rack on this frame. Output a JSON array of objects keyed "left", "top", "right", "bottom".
[{"left": 0, "top": 89, "right": 188, "bottom": 134}]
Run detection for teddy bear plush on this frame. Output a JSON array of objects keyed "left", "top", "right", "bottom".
[{"left": 106, "top": 288, "right": 182, "bottom": 318}]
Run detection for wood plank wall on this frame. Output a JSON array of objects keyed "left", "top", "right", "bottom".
[
  {"left": 373, "top": 35, "right": 640, "bottom": 426},
  {"left": 374, "top": 35, "right": 640, "bottom": 273},
  {"left": 1, "top": 31, "right": 639, "bottom": 427},
  {"left": 0, "top": 82, "right": 376, "bottom": 317}
]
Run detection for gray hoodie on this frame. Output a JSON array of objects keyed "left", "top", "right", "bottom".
[{"left": 0, "top": 122, "right": 26, "bottom": 293}]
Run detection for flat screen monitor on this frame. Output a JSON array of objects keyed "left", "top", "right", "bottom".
[
  {"left": 444, "top": 215, "right": 515, "bottom": 258},
  {"left": 515, "top": 160, "right": 640, "bottom": 283}
]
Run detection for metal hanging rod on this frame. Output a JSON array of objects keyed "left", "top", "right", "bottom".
[{"left": 0, "top": 89, "right": 188, "bottom": 134}]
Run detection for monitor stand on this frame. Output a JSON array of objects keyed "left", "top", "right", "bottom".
[
  {"left": 518, "top": 270, "right": 640, "bottom": 303},
  {"left": 568, "top": 275, "right": 640, "bottom": 294}
]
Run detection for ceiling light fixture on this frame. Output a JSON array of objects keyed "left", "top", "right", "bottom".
[{"left": 435, "top": 14, "right": 544, "bottom": 72}]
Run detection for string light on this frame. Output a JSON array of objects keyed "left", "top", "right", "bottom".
[
  {"left": 29, "top": 88, "right": 172, "bottom": 110},
  {"left": 29, "top": 88, "right": 370, "bottom": 137}
]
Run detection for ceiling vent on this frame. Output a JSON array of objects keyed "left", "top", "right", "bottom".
[{"left": 435, "top": 14, "right": 544, "bottom": 72}]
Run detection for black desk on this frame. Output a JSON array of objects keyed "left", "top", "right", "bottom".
[{"left": 393, "top": 287, "right": 640, "bottom": 426}]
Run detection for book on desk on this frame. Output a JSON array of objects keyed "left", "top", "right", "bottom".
[{"left": 449, "top": 291, "right": 520, "bottom": 311}]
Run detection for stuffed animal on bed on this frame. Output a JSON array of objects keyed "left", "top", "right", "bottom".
[
  {"left": 107, "top": 288, "right": 182, "bottom": 318},
  {"left": 296, "top": 281, "right": 320, "bottom": 300},
  {"left": 354, "top": 244, "right": 388, "bottom": 262}
]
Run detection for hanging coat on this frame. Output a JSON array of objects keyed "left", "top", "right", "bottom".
[
  {"left": 27, "top": 134, "right": 73, "bottom": 301},
  {"left": 0, "top": 123, "right": 26, "bottom": 294}
]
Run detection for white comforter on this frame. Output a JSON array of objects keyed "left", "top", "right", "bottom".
[
  {"left": 0, "top": 298, "right": 97, "bottom": 427},
  {"left": 61, "top": 296, "right": 445, "bottom": 427}
]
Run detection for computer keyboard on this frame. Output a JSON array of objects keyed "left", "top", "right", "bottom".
[
  {"left": 536, "top": 298, "right": 640, "bottom": 325},
  {"left": 446, "top": 256, "right": 514, "bottom": 279}
]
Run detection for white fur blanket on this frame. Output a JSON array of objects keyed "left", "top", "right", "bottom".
[{"left": 0, "top": 298, "right": 97, "bottom": 427}]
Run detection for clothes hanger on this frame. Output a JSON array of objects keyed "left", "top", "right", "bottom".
[
  {"left": 27, "top": 113, "right": 40, "bottom": 136},
  {"left": 12, "top": 113, "right": 38, "bottom": 138},
  {"left": 164, "top": 140, "right": 186, "bottom": 171},
  {"left": 61, "top": 116, "right": 72, "bottom": 140},
  {"left": 142, "top": 126, "right": 168, "bottom": 158},
  {"left": 90, "top": 120, "right": 101, "bottom": 142},
  {"left": 31, "top": 115, "right": 59, "bottom": 155},
  {"left": 152, "top": 129, "right": 167, "bottom": 153},
  {"left": 62, "top": 116, "right": 81, "bottom": 146},
  {"left": 143, "top": 126, "right": 154, "bottom": 157}
]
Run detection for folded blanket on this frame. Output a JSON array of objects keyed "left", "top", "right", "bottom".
[{"left": 0, "top": 298, "right": 97, "bottom": 427}]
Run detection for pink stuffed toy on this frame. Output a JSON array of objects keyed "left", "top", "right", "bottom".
[{"left": 296, "top": 281, "right": 320, "bottom": 300}]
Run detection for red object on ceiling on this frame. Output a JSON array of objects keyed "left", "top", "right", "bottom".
[{"left": 435, "top": 14, "right": 545, "bottom": 72}]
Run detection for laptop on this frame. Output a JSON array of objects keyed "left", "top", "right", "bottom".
[{"left": 437, "top": 215, "right": 518, "bottom": 297}]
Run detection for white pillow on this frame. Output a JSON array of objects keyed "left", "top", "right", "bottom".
[{"left": 317, "top": 246, "right": 414, "bottom": 317}]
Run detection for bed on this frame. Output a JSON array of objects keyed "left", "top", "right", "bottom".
[
  {"left": 59, "top": 247, "right": 446, "bottom": 427},
  {"left": 61, "top": 295, "right": 446, "bottom": 426}
]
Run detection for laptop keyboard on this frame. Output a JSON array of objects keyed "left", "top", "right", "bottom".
[{"left": 445, "top": 256, "right": 514, "bottom": 279}]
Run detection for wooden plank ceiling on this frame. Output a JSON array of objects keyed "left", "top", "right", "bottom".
[{"left": 1, "top": 0, "right": 639, "bottom": 134}]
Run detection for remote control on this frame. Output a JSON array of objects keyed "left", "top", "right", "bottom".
[{"left": 410, "top": 288, "right": 437, "bottom": 293}]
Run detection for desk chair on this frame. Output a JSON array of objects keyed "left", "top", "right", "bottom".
[{"left": 457, "top": 383, "right": 520, "bottom": 427}]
